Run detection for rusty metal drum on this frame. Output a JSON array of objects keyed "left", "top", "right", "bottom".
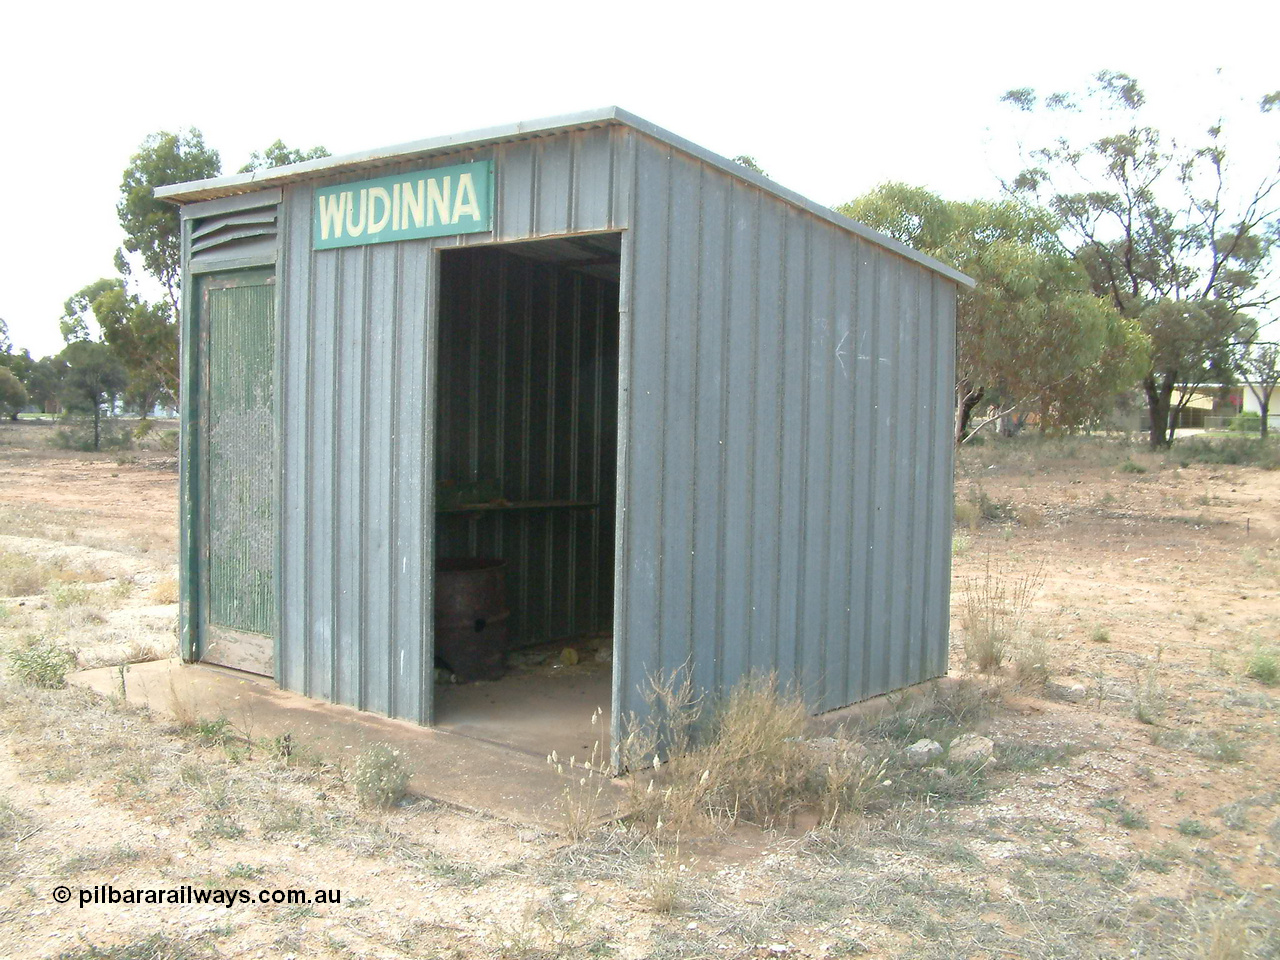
[{"left": 434, "top": 558, "right": 509, "bottom": 681}]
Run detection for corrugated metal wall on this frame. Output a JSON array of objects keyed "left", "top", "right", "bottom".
[
  {"left": 614, "top": 136, "right": 955, "bottom": 736},
  {"left": 274, "top": 125, "right": 632, "bottom": 722},
  {"left": 189, "top": 120, "right": 956, "bottom": 741}
]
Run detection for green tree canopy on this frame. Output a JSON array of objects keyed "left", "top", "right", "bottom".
[
  {"left": 0, "top": 366, "right": 27, "bottom": 420},
  {"left": 61, "top": 279, "right": 176, "bottom": 414},
  {"left": 1001, "top": 71, "right": 1279, "bottom": 446},
  {"left": 59, "top": 341, "right": 127, "bottom": 450},
  {"left": 238, "top": 139, "right": 330, "bottom": 173},
  {"left": 26, "top": 356, "right": 67, "bottom": 414},
  {"left": 61, "top": 278, "right": 122, "bottom": 343},
  {"left": 117, "top": 129, "right": 221, "bottom": 316},
  {"left": 841, "top": 184, "right": 1147, "bottom": 440}
]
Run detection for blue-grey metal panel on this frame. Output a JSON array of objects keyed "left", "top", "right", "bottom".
[
  {"left": 278, "top": 186, "right": 308, "bottom": 694},
  {"left": 613, "top": 133, "right": 957, "bottom": 748},
  {"left": 797, "top": 223, "right": 835, "bottom": 706},
  {"left": 271, "top": 125, "right": 633, "bottom": 725},
  {"left": 688, "top": 171, "right": 730, "bottom": 700}
]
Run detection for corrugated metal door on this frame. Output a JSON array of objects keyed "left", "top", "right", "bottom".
[{"left": 200, "top": 269, "right": 276, "bottom": 675}]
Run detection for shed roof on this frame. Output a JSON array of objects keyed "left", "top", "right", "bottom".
[{"left": 156, "top": 107, "right": 974, "bottom": 288}]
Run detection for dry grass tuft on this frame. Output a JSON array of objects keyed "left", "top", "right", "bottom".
[
  {"left": 150, "top": 577, "right": 179, "bottom": 605},
  {"left": 622, "top": 671, "right": 813, "bottom": 831},
  {"left": 547, "top": 709, "right": 610, "bottom": 841},
  {"left": 961, "top": 557, "right": 1046, "bottom": 674}
]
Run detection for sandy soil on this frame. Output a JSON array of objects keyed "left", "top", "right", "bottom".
[{"left": 0, "top": 421, "right": 1277, "bottom": 959}]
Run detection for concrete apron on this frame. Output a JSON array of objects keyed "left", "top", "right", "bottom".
[{"left": 70, "top": 659, "right": 623, "bottom": 831}]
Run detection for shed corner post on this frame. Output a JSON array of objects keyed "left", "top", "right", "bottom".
[
  {"left": 608, "top": 222, "right": 638, "bottom": 774},
  {"left": 178, "top": 208, "right": 200, "bottom": 664},
  {"left": 421, "top": 246, "right": 444, "bottom": 726}
]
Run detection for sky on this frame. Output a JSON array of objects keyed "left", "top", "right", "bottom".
[{"left": 2, "top": 0, "right": 1278, "bottom": 359}]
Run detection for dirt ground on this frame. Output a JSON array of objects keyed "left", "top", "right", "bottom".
[{"left": 0, "top": 420, "right": 1277, "bottom": 959}]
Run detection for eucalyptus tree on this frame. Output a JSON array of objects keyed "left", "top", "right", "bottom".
[
  {"left": 117, "top": 130, "right": 221, "bottom": 317},
  {"left": 1002, "top": 72, "right": 1280, "bottom": 447},
  {"left": 239, "top": 139, "right": 330, "bottom": 173}
]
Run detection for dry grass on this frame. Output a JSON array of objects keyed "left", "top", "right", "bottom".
[
  {"left": 961, "top": 556, "right": 1046, "bottom": 673},
  {"left": 548, "top": 709, "right": 610, "bottom": 841},
  {"left": 150, "top": 577, "right": 179, "bottom": 604},
  {"left": 621, "top": 671, "right": 821, "bottom": 832},
  {"left": 644, "top": 839, "right": 683, "bottom": 913}
]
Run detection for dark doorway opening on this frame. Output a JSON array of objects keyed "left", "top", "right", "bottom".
[{"left": 432, "top": 234, "right": 621, "bottom": 757}]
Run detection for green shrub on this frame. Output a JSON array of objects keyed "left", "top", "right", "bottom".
[
  {"left": 1228, "top": 411, "right": 1261, "bottom": 433},
  {"left": 1174, "top": 436, "right": 1280, "bottom": 469},
  {"left": 1246, "top": 647, "right": 1279, "bottom": 686},
  {"left": 7, "top": 637, "right": 76, "bottom": 688},
  {"left": 352, "top": 743, "right": 410, "bottom": 808},
  {"left": 50, "top": 419, "right": 134, "bottom": 452},
  {"left": 192, "top": 717, "right": 235, "bottom": 746},
  {"left": 49, "top": 581, "right": 91, "bottom": 608},
  {"left": 1118, "top": 458, "right": 1146, "bottom": 474}
]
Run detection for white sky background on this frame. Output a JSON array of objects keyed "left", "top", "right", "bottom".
[{"left": 2, "top": 0, "right": 1277, "bottom": 359}]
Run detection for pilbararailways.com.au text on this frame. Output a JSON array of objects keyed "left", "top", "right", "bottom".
[{"left": 59, "top": 885, "right": 341, "bottom": 909}]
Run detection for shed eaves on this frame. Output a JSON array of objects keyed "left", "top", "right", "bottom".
[{"left": 155, "top": 106, "right": 975, "bottom": 288}]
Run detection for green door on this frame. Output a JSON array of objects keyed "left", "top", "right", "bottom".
[{"left": 200, "top": 270, "right": 276, "bottom": 675}]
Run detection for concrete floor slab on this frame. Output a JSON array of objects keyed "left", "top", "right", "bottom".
[
  {"left": 435, "top": 658, "right": 611, "bottom": 761},
  {"left": 70, "top": 659, "right": 622, "bottom": 831}
]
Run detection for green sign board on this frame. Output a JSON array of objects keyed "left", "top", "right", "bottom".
[{"left": 313, "top": 160, "right": 492, "bottom": 249}]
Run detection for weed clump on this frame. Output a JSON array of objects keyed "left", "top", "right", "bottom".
[
  {"left": 621, "top": 675, "right": 998, "bottom": 837},
  {"left": 7, "top": 637, "right": 76, "bottom": 688},
  {"left": 49, "top": 581, "right": 91, "bottom": 608},
  {"left": 961, "top": 557, "right": 1046, "bottom": 674},
  {"left": 548, "top": 709, "right": 609, "bottom": 840},
  {"left": 1174, "top": 435, "right": 1280, "bottom": 469},
  {"left": 150, "top": 578, "right": 179, "bottom": 604},
  {"left": 1245, "top": 646, "right": 1278, "bottom": 686},
  {"left": 622, "top": 672, "right": 836, "bottom": 832},
  {"left": 352, "top": 743, "right": 410, "bottom": 808}
]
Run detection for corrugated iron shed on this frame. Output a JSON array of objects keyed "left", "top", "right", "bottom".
[{"left": 162, "top": 108, "right": 973, "bottom": 763}]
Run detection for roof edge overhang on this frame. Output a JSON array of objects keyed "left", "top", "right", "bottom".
[{"left": 156, "top": 106, "right": 975, "bottom": 288}]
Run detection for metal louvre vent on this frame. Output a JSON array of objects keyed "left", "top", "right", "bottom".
[{"left": 189, "top": 196, "right": 280, "bottom": 267}]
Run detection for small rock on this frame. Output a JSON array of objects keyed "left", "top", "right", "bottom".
[
  {"left": 1046, "top": 681, "right": 1087, "bottom": 702},
  {"left": 594, "top": 644, "right": 613, "bottom": 663},
  {"left": 948, "top": 733, "right": 995, "bottom": 765},
  {"left": 559, "top": 647, "right": 579, "bottom": 666},
  {"left": 904, "top": 738, "right": 944, "bottom": 766}
]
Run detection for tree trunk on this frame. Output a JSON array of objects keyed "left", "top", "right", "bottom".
[
  {"left": 955, "top": 383, "right": 984, "bottom": 444},
  {"left": 93, "top": 404, "right": 101, "bottom": 451},
  {"left": 1262, "top": 399, "right": 1270, "bottom": 440},
  {"left": 1144, "top": 374, "right": 1174, "bottom": 449}
]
